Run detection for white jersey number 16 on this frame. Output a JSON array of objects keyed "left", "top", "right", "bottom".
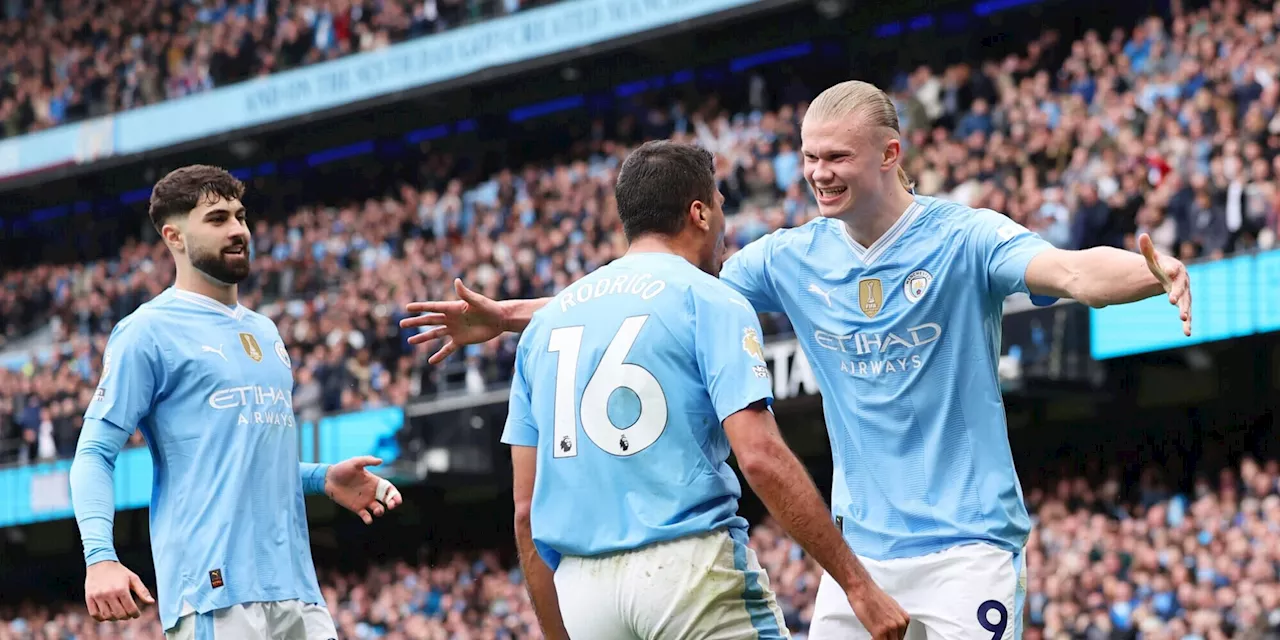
[{"left": 547, "top": 315, "right": 668, "bottom": 458}]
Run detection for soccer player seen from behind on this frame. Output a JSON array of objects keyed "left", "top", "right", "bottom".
[
  {"left": 69, "top": 165, "right": 403, "bottom": 640},
  {"left": 403, "top": 82, "right": 1192, "bottom": 640},
  {"left": 496, "top": 141, "right": 908, "bottom": 640}
]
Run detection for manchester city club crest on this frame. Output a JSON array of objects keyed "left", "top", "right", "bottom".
[
  {"left": 904, "top": 269, "right": 933, "bottom": 304},
  {"left": 274, "top": 340, "right": 291, "bottom": 368}
]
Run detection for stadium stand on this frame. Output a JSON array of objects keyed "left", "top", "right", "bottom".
[
  {"left": 2, "top": 0, "right": 1280, "bottom": 637},
  {"left": 0, "top": 0, "right": 556, "bottom": 138}
]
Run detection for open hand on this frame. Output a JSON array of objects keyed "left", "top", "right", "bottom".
[
  {"left": 400, "top": 279, "right": 507, "bottom": 365},
  {"left": 1138, "top": 233, "right": 1192, "bottom": 337},
  {"left": 325, "top": 456, "right": 403, "bottom": 524}
]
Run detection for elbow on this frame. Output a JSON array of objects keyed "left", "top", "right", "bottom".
[
  {"left": 1052, "top": 259, "right": 1103, "bottom": 308},
  {"left": 1071, "top": 287, "right": 1105, "bottom": 309},
  {"left": 513, "top": 500, "right": 533, "bottom": 533},
  {"left": 736, "top": 441, "right": 783, "bottom": 485},
  {"left": 738, "top": 456, "right": 772, "bottom": 485}
]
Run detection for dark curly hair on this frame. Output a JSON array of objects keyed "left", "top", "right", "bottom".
[{"left": 147, "top": 165, "right": 245, "bottom": 233}]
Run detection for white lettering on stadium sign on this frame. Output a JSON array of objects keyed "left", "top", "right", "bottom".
[{"left": 761, "top": 338, "right": 819, "bottom": 401}]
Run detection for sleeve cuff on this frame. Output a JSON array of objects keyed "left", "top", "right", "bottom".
[
  {"left": 85, "top": 548, "right": 120, "bottom": 567},
  {"left": 301, "top": 463, "right": 331, "bottom": 495}
]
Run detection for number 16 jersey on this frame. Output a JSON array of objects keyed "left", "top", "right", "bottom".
[{"left": 501, "top": 252, "right": 776, "bottom": 569}]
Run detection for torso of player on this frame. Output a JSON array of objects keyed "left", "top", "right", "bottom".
[
  {"left": 522, "top": 254, "right": 751, "bottom": 557},
  {"left": 741, "top": 199, "right": 1031, "bottom": 559},
  {"left": 148, "top": 297, "right": 296, "bottom": 441},
  {"left": 776, "top": 202, "right": 996, "bottom": 396}
]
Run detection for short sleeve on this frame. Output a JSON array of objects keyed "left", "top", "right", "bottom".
[
  {"left": 966, "top": 208, "right": 1057, "bottom": 305},
  {"left": 720, "top": 234, "right": 784, "bottom": 313},
  {"left": 500, "top": 335, "right": 539, "bottom": 448},
  {"left": 83, "top": 318, "right": 160, "bottom": 432},
  {"left": 690, "top": 283, "right": 775, "bottom": 423}
]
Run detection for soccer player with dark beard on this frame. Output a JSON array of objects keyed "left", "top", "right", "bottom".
[{"left": 70, "top": 165, "right": 404, "bottom": 639}]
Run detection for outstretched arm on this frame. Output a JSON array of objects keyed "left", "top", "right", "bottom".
[
  {"left": 1025, "top": 234, "right": 1192, "bottom": 336},
  {"left": 400, "top": 278, "right": 552, "bottom": 364}
]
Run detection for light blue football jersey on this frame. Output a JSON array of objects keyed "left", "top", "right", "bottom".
[
  {"left": 719, "top": 195, "right": 1056, "bottom": 561},
  {"left": 78, "top": 288, "right": 323, "bottom": 630},
  {"left": 501, "top": 252, "right": 775, "bottom": 569}
]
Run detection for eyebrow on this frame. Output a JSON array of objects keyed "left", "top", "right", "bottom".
[{"left": 203, "top": 206, "right": 247, "bottom": 219}]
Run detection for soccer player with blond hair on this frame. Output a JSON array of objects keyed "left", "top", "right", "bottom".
[{"left": 403, "top": 80, "right": 1191, "bottom": 640}]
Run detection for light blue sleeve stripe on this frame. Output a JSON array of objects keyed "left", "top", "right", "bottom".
[
  {"left": 196, "top": 611, "right": 216, "bottom": 640},
  {"left": 729, "top": 528, "right": 786, "bottom": 639},
  {"left": 1012, "top": 549, "right": 1026, "bottom": 640}
]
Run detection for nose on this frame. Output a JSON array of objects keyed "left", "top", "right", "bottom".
[
  {"left": 807, "top": 160, "right": 834, "bottom": 185},
  {"left": 227, "top": 219, "right": 249, "bottom": 241}
]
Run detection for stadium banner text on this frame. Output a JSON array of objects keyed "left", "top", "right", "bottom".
[
  {"left": 0, "top": 407, "right": 403, "bottom": 528},
  {"left": 1090, "top": 249, "right": 1280, "bottom": 360},
  {"left": 0, "top": 0, "right": 761, "bottom": 180}
]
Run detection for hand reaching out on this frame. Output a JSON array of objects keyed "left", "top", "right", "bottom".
[
  {"left": 325, "top": 456, "right": 403, "bottom": 525},
  {"left": 1138, "top": 233, "right": 1192, "bottom": 337},
  {"left": 400, "top": 279, "right": 508, "bottom": 364}
]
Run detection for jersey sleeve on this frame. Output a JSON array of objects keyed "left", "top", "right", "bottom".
[
  {"left": 966, "top": 207, "right": 1058, "bottom": 306},
  {"left": 719, "top": 233, "right": 785, "bottom": 313},
  {"left": 689, "top": 283, "right": 775, "bottom": 422},
  {"left": 500, "top": 334, "right": 539, "bottom": 448},
  {"left": 83, "top": 317, "right": 162, "bottom": 431}
]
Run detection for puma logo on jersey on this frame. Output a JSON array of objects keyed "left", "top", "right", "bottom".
[
  {"left": 201, "top": 345, "right": 227, "bottom": 361},
  {"left": 808, "top": 284, "right": 835, "bottom": 307}
]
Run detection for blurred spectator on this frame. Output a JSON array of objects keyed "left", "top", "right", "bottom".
[{"left": 0, "top": 0, "right": 553, "bottom": 139}]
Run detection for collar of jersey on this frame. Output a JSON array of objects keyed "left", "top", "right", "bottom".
[
  {"left": 836, "top": 198, "right": 926, "bottom": 266},
  {"left": 171, "top": 287, "right": 247, "bottom": 320}
]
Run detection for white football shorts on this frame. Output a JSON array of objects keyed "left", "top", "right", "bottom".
[
  {"left": 554, "top": 528, "right": 790, "bottom": 639},
  {"left": 165, "top": 599, "right": 337, "bottom": 640},
  {"left": 808, "top": 542, "right": 1026, "bottom": 640}
]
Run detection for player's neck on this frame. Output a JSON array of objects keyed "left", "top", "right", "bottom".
[
  {"left": 175, "top": 266, "right": 239, "bottom": 308},
  {"left": 625, "top": 236, "right": 699, "bottom": 267},
  {"left": 836, "top": 186, "right": 917, "bottom": 249}
]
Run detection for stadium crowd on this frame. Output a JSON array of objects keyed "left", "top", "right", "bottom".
[
  {"left": 0, "top": 0, "right": 556, "bottom": 138},
  {"left": 8, "top": 457, "right": 1280, "bottom": 640},
  {"left": 5, "top": 0, "right": 1280, "bottom": 464}
]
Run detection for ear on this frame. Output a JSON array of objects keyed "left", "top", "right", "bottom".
[
  {"left": 688, "top": 200, "right": 711, "bottom": 232},
  {"left": 161, "top": 221, "right": 184, "bottom": 253},
  {"left": 882, "top": 136, "right": 903, "bottom": 172}
]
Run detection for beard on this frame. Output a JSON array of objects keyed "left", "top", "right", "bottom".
[{"left": 189, "top": 240, "right": 251, "bottom": 285}]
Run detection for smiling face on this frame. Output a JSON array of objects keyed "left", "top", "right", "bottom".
[
  {"left": 801, "top": 115, "right": 891, "bottom": 218},
  {"left": 800, "top": 80, "right": 911, "bottom": 219},
  {"left": 148, "top": 165, "right": 250, "bottom": 285},
  {"left": 177, "top": 194, "right": 252, "bottom": 285}
]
